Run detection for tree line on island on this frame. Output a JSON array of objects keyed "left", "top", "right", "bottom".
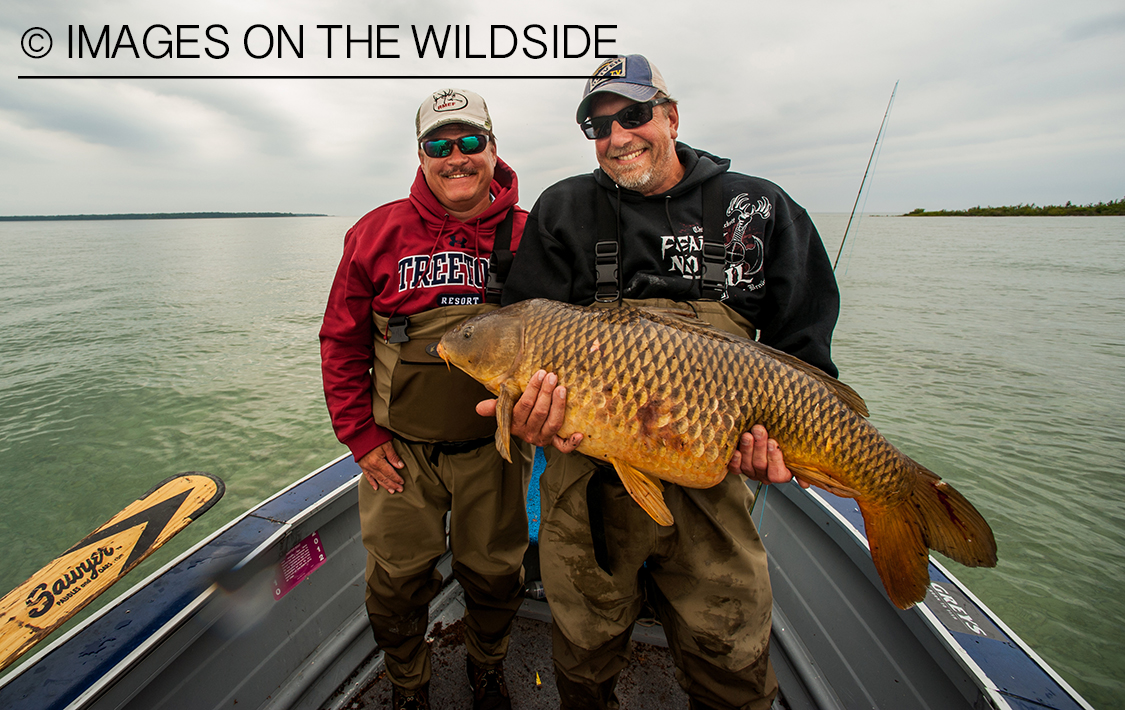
[{"left": 905, "top": 198, "right": 1124, "bottom": 216}]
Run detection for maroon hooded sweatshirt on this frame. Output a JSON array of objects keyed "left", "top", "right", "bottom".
[{"left": 319, "top": 158, "right": 526, "bottom": 462}]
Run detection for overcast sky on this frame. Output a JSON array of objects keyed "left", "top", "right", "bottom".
[{"left": 2, "top": 0, "right": 1122, "bottom": 217}]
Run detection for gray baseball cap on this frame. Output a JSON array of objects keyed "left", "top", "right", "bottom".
[
  {"left": 416, "top": 88, "right": 493, "bottom": 140},
  {"left": 576, "top": 54, "right": 670, "bottom": 123}
]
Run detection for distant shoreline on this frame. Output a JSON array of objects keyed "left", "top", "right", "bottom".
[
  {"left": 0, "top": 212, "right": 328, "bottom": 222},
  {"left": 904, "top": 198, "right": 1123, "bottom": 217}
]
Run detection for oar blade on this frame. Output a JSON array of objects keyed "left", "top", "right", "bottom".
[{"left": 0, "top": 472, "right": 224, "bottom": 672}]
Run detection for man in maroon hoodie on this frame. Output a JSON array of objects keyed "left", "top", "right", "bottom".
[{"left": 320, "top": 89, "right": 529, "bottom": 710}]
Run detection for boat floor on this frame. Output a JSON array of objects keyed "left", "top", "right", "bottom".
[{"left": 346, "top": 614, "right": 689, "bottom": 709}]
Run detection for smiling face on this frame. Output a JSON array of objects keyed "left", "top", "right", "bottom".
[
  {"left": 590, "top": 94, "right": 684, "bottom": 196},
  {"left": 418, "top": 123, "right": 498, "bottom": 221}
]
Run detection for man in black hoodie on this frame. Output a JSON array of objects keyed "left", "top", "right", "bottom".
[{"left": 496, "top": 54, "right": 840, "bottom": 709}]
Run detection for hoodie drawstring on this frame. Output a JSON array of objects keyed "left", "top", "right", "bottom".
[
  {"left": 383, "top": 214, "right": 450, "bottom": 342},
  {"left": 472, "top": 220, "right": 484, "bottom": 301}
]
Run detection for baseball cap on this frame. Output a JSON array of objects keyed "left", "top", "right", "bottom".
[
  {"left": 416, "top": 88, "right": 493, "bottom": 140},
  {"left": 576, "top": 54, "right": 670, "bottom": 123}
]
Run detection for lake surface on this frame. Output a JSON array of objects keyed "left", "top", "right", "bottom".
[{"left": 1, "top": 214, "right": 1122, "bottom": 707}]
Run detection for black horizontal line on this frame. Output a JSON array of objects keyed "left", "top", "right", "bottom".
[{"left": 18, "top": 74, "right": 591, "bottom": 80}]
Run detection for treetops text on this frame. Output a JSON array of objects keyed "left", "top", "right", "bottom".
[{"left": 64, "top": 24, "right": 618, "bottom": 60}]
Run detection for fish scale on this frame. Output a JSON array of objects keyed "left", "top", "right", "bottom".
[
  {"left": 520, "top": 302, "right": 803, "bottom": 487},
  {"left": 437, "top": 299, "right": 997, "bottom": 609}
]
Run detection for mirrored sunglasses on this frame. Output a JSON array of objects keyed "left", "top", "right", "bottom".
[
  {"left": 581, "top": 98, "right": 670, "bottom": 140},
  {"left": 420, "top": 134, "right": 490, "bottom": 158}
]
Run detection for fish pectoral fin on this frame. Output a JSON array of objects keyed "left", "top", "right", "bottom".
[
  {"left": 494, "top": 387, "right": 514, "bottom": 463},
  {"left": 786, "top": 464, "right": 862, "bottom": 498},
  {"left": 610, "top": 459, "right": 674, "bottom": 526}
]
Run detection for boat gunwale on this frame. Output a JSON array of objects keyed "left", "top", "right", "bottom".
[{"left": 777, "top": 482, "right": 1094, "bottom": 710}]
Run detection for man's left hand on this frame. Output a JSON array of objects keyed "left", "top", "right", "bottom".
[
  {"left": 728, "top": 424, "right": 809, "bottom": 488},
  {"left": 475, "top": 369, "right": 582, "bottom": 453}
]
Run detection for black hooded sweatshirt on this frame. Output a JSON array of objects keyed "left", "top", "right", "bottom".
[{"left": 503, "top": 143, "right": 840, "bottom": 377}]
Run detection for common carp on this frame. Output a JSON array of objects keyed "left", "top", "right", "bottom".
[{"left": 436, "top": 298, "right": 997, "bottom": 609}]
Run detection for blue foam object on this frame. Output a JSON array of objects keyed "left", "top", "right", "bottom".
[{"left": 526, "top": 447, "right": 545, "bottom": 543}]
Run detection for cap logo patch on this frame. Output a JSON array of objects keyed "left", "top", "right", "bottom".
[
  {"left": 432, "top": 89, "right": 468, "bottom": 112},
  {"left": 589, "top": 57, "right": 626, "bottom": 89}
]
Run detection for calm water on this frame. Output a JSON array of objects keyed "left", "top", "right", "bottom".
[{"left": 1, "top": 214, "right": 1122, "bottom": 707}]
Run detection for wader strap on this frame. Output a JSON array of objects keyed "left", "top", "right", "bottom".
[
  {"left": 700, "top": 177, "right": 727, "bottom": 301},
  {"left": 594, "top": 190, "right": 621, "bottom": 303},
  {"left": 594, "top": 181, "right": 725, "bottom": 303},
  {"left": 586, "top": 467, "right": 613, "bottom": 575},
  {"left": 485, "top": 208, "right": 516, "bottom": 304}
]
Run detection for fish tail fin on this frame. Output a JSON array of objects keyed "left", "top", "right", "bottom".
[
  {"left": 610, "top": 459, "right": 674, "bottom": 526},
  {"left": 857, "top": 499, "right": 931, "bottom": 609},
  {"left": 910, "top": 464, "right": 998, "bottom": 569},
  {"left": 859, "top": 462, "right": 998, "bottom": 610}
]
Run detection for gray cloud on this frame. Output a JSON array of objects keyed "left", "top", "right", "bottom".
[{"left": 1, "top": 0, "right": 1121, "bottom": 216}]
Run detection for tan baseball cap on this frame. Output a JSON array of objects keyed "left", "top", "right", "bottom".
[{"left": 416, "top": 88, "right": 493, "bottom": 140}]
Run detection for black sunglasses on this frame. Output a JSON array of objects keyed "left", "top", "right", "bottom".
[
  {"left": 581, "top": 98, "right": 670, "bottom": 140},
  {"left": 420, "top": 134, "right": 490, "bottom": 158}
]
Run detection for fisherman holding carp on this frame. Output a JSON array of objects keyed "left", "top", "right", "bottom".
[
  {"left": 447, "top": 53, "right": 995, "bottom": 710},
  {"left": 484, "top": 54, "right": 835, "bottom": 710},
  {"left": 323, "top": 54, "right": 997, "bottom": 710}
]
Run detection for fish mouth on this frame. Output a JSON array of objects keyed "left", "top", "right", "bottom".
[{"left": 435, "top": 342, "right": 451, "bottom": 370}]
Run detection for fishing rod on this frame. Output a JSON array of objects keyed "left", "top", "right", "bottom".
[{"left": 834, "top": 80, "right": 898, "bottom": 272}]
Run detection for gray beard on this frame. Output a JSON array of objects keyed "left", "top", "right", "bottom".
[{"left": 612, "top": 166, "right": 656, "bottom": 192}]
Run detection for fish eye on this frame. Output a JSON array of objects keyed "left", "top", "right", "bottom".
[{"left": 462, "top": 325, "right": 474, "bottom": 339}]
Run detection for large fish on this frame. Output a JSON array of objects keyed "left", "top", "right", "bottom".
[{"left": 436, "top": 298, "right": 997, "bottom": 609}]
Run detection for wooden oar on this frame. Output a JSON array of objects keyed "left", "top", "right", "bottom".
[{"left": 0, "top": 472, "right": 224, "bottom": 673}]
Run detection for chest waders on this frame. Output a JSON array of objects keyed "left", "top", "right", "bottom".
[
  {"left": 358, "top": 210, "right": 532, "bottom": 692},
  {"left": 370, "top": 209, "right": 515, "bottom": 450},
  {"left": 586, "top": 179, "right": 755, "bottom": 573}
]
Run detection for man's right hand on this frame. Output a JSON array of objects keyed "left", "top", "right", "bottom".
[
  {"left": 475, "top": 369, "right": 583, "bottom": 453},
  {"left": 358, "top": 441, "right": 406, "bottom": 494}
]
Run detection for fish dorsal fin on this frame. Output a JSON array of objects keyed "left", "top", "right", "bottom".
[
  {"left": 635, "top": 306, "right": 699, "bottom": 324},
  {"left": 743, "top": 339, "right": 870, "bottom": 418},
  {"left": 787, "top": 463, "right": 863, "bottom": 498},
  {"left": 630, "top": 306, "right": 746, "bottom": 344},
  {"left": 609, "top": 459, "right": 675, "bottom": 526},
  {"left": 632, "top": 305, "right": 869, "bottom": 418}
]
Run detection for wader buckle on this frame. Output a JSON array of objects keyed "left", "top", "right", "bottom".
[
  {"left": 594, "top": 241, "right": 620, "bottom": 303},
  {"left": 700, "top": 242, "right": 727, "bottom": 300},
  {"left": 386, "top": 314, "right": 410, "bottom": 344}
]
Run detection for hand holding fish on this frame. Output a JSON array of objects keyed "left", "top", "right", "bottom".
[
  {"left": 730, "top": 426, "right": 810, "bottom": 489},
  {"left": 358, "top": 442, "right": 405, "bottom": 494},
  {"left": 475, "top": 370, "right": 583, "bottom": 453}
]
